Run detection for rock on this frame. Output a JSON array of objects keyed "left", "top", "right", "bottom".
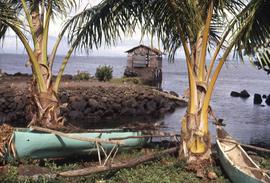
[
  {"left": 254, "top": 93, "right": 262, "bottom": 104},
  {"left": 101, "top": 96, "right": 108, "bottom": 103},
  {"left": 169, "top": 91, "right": 179, "bottom": 97},
  {"left": 175, "top": 100, "right": 187, "bottom": 107},
  {"left": 240, "top": 90, "right": 250, "bottom": 98},
  {"left": 70, "top": 99, "right": 87, "bottom": 111},
  {"left": 196, "top": 169, "right": 204, "bottom": 178},
  {"left": 207, "top": 171, "right": 218, "bottom": 180},
  {"left": 123, "top": 98, "right": 137, "bottom": 108},
  {"left": 146, "top": 100, "right": 157, "bottom": 112},
  {"left": 104, "top": 110, "right": 114, "bottom": 116},
  {"left": 88, "top": 98, "right": 100, "bottom": 109},
  {"left": 111, "top": 103, "right": 121, "bottom": 112},
  {"left": 60, "top": 94, "right": 69, "bottom": 103},
  {"left": 265, "top": 95, "right": 270, "bottom": 106},
  {"left": 124, "top": 68, "right": 138, "bottom": 77},
  {"left": 69, "top": 110, "right": 84, "bottom": 119},
  {"left": 230, "top": 91, "right": 240, "bottom": 97},
  {"left": 62, "top": 74, "right": 73, "bottom": 80},
  {"left": 262, "top": 95, "right": 267, "bottom": 99},
  {"left": 159, "top": 107, "right": 167, "bottom": 115}
]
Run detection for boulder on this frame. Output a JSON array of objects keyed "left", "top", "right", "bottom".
[
  {"left": 230, "top": 91, "right": 240, "bottom": 97},
  {"left": 146, "top": 100, "right": 157, "bottom": 112},
  {"left": 207, "top": 171, "right": 218, "bottom": 180},
  {"left": 88, "top": 98, "right": 100, "bottom": 109},
  {"left": 265, "top": 95, "right": 270, "bottom": 106},
  {"left": 262, "top": 95, "right": 267, "bottom": 99},
  {"left": 169, "top": 91, "right": 179, "bottom": 97},
  {"left": 70, "top": 99, "right": 87, "bottom": 111},
  {"left": 240, "top": 90, "right": 250, "bottom": 98},
  {"left": 254, "top": 93, "right": 262, "bottom": 104},
  {"left": 69, "top": 110, "right": 84, "bottom": 119},
  {"left": 60, "top": 94, "right": 69, "bottom": 103}
]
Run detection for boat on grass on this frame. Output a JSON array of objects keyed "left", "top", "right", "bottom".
[
  {"left": 9, "top": 127, "right": 146, "bottom": 160},
  {"left": 216, "top": 126, "right": 270, "bottom": 183}
]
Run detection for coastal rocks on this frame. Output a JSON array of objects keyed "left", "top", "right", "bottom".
[
  {"left": 254, "top": 93, "right": 262, "bottom": 104},
  {"left": 265, "top": 95, "right": 270, "bottom": 106},
  {"left": 240, "top": 90, "right": 250, "bottom": 98},
  {"left": 169, "top": 91, "right": 179, "bottom": 97},
  {"left": 0, "top": 82, "right": 187, "bottom": 125},
  {"left": 230, "top": 90, "right": 250, "bottom": 98},
  {"left": 62, "top": 87, "right": 186, "bottom": 121},
  {"left": 230, "top": 91, "right": 240, "bottom": 97}
]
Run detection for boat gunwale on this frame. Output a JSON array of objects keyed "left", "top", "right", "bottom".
[{"left": 216, "top": 127, "right": 270, "bottom": 182}]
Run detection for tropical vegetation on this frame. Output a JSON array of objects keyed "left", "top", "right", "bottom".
[
  {"left": 0, "top": 0, "right": 269, "bottom": 167},
  {"left": 65, "top": 0, "right": 270, "bottom": 165},
  {"left": 95, "top": 65, "right": 113, "bottom": 81}
]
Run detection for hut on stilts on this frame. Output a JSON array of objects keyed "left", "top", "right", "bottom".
[{"left": 124, "top": 44, "right": 163, "bottom": 88}]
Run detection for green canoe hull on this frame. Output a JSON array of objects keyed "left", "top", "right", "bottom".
[
  {"left": 217, "top": 143, "right": 265, "bottom": 183},
  {"left": 10, "top": 128, "right": 146, "bottom": 160},
  {"left": 216, "top": 127, "right": 270, "bottom": 183}
]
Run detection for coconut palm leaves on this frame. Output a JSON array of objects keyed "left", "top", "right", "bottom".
[
  {"left": 67, "top": 0, "right": 145, "bottom": 51},
  {"left": 234, "top": 0, "right": 270, "bottom": 74},
  {"left": 65, "top": 0, "right": 269, "bottom": 161}
]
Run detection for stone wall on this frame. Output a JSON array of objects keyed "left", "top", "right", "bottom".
[{"left": 0, "top": 84, "right": 187, "bottom": 126}]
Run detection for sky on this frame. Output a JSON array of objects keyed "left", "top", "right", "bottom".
[{"left": 0, "top": 0, "right": 174, "bottom": 57}]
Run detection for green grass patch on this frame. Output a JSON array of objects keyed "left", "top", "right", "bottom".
[
  {"left": 0, "top": 150, "right": 230, "bottom": 183},
  {"left": 110, "top": 77, "right": 142, "bottom": 85}
]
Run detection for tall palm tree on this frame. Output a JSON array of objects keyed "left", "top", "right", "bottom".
[
  {"left": 1, "top": 0, "right": 269, "bottom": 165},
  {"left": 67, "top": 0, "right": 270, "bottom": 165},
  {"left": 0, "top": 0, "right": 147, "bottom": 129},
  {"left": 0, "top": 0, "right": 81, "bottom": 128}
]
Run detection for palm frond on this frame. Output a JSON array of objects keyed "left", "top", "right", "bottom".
[
  {"left": 66, "top": 0, "right": 144, "bottom": 51},
  {"left": 232, "top": 0, "right": 270, "bottom": 73},
  {"left": 0, "top": 0, "right": 20, "bottom": 41}
]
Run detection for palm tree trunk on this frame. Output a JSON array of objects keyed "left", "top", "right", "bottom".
[
  {"left": 180, "top": 89, "right": 212, "bottom": 163},
  {"left": 26, "top": 4, "right": 64, "bottom": 129}
]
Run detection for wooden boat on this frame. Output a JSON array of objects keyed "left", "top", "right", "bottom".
[
  {"left": 216, "top": 126, "right": 270, "bottom": 183},
  {"left": 9, "top": 127, "right": 147, "bottom": 160}
]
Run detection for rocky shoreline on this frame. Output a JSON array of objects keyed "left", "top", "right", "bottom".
[{"left": 0, "top": 75, "right": 187, "bottom": 126}]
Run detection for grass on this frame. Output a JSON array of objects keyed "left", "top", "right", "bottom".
[
  {"left": 110, "top": 77, "right": 142, "bottom": 85},
  {"left": 0, "top": 149, "right": 231, "bottom": 183}
]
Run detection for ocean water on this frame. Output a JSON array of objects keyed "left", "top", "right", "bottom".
[{"left": 0, "top": 53, "right": 270, "bottom": 146}]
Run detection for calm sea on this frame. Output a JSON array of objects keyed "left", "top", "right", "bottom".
[{"left": 0, "top": 53, "right": 270, "bottom": 146}]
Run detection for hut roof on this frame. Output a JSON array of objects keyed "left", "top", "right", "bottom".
[{"left": 125, "top": 44, "right": 162, "bottom": 55}]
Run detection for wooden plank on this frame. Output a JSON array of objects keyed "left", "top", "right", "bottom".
[
  {"left": 30, "top": 126, "right": 124, "bottom": 145},
  {"left": 109, "top": 134, "right": 180, "bottom": 140},
  {"left": 59, "top": 147, "right": 178, "bottom": 177}
]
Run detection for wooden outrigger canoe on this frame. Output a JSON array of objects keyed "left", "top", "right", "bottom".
[
  {"left": 9, "top": 127, "right": 147, "bottom": 160},
  {"left": 216, "top": 126, "right": 270, "bottom": 183}
]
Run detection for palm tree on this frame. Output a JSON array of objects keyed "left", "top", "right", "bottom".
[
  {"left": 67, "top": 0, "right": 270, "bottom": 165},
  {"left": 0, "top": 0, "right": 147, "bottom": 129},
  {"left": 0, "top": 0, "right": 81, "bottom": 128},
  {"left": 1, "top": 0, "right": 269, "bottom": 165}
]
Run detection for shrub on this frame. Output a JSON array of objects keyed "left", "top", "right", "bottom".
[
  {"left": 73, "top": 71, "right": 90, "bottom": 80},
  {"left": 95, "top": 65, "right": 113, "bottom": 81}
]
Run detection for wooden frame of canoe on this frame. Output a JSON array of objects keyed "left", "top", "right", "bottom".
[
  {"left": 8, "top": 127, "right": 147, "bottom": 161},
  {"left": 216, "top": 126, "right": 270, "bottom": 183},
  {"left": 8, "top": 127, "right": 180, "bottom": 163}
]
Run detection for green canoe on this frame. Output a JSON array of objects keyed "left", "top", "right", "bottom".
[
  {"left": 216, "top": 126, "right": 270, "bottom": 183},
  {"left": 9, "top": 128, "right": 146, "bottom": 160}
]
